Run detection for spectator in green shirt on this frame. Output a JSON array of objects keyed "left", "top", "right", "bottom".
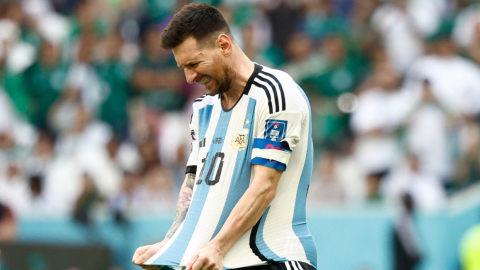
[
  {"left": 95, "top": 31, "right": 132, "bottom": 136},
  {"left": 301, "top": 34, "right": 368, "bottom": 149},
  {"left": 131, "top": 25, "right": 185, "bottom": 112},
  {"left": 25, "top": 41, "right": 68, "bottom": 130}
]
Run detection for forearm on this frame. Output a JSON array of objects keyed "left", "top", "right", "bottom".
[
  {"left": 209, "top": 166, "right": 281, "bottom": 256},
  {"left": 164, "top": 172, "right": 196, "bottom": 241}
]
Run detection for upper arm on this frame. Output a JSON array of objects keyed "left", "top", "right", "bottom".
[
  {"left": 251, "top": 92, "right": 306, "bottom": 171},
  {"left": 251, "top": 164, "right": 283, "bottom": 193}
]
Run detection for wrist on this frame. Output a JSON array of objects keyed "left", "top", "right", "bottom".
[
  {"left": 208, "top": 239, "right": 227, "bottom": 257},
  {"left": 156, "top": 239, "right": 167, "bottom": 247}
]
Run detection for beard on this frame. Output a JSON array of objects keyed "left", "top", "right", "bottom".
[{"left": 205, "top": 61, "right": 235, "bottom": 96}]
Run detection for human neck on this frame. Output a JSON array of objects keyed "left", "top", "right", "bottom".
[{"left": 221, "top": 47, "right": 255, "bottom": 110}]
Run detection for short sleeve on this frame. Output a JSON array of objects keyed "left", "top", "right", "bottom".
[
  {"left": 186, "top": 104, "right": 199, "bottom": 174},
  {"left": 251, "top": 102, "right": 305, "bottom": 171}
]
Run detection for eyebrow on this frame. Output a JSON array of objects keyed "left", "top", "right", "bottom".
[
  {"left": 178, "top": 61, "right": 200, "bottom": 68},
  {"left": 177, "top": 52, "right": 204, "bottom": 68}
]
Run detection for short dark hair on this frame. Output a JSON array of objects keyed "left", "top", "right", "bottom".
[{"left": 160, "top": 3, "right": 232, "bottom": 49}]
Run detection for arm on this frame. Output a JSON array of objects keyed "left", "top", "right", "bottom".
[
  {"left": 166, "top": 172, "right": 196, "bottom": 239},
  {"left": 133, "top": 172, "right": 196, "bottom": 265},
  {"left": 186, "top": 165, "right": 283, "bottom": 270}
]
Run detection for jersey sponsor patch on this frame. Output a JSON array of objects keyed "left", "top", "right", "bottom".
[
  {"left": 231, "top": 128, "right": 249, "bottom": 151},
  {"left": 264, "top": 120, "right": 287, "bottom": 141},
  {"left": 213, "top": 137, "right": 224, "bottom": 144}
]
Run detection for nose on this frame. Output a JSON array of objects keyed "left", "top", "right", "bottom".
[{"left": 184, "top": 68, "right": 198, "bottom": 84}]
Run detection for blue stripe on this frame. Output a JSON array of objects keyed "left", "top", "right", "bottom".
[
  {"left": 153, "top": 104, "right": 232, "bottom": 266},
  {"left": 255, "top": 206, "right": 287, "bottom": 262},
  {"left": 292, "top": 84, "right": 318, "bottom": 268},
  {"left": 253, "top": 138, "right": 292, "bottom": 152},
  {"left": 251, "top": 157, "right": 286, "bottom": 171},
  {"left": 199, "top": 104, "right": 214, "bottom": 141},
  {"left": 211, "top": 98, "right": 256, "bottom": 238}
]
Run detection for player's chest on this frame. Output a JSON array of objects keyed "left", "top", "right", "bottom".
[{"left": 199, "top": 97, "right": 256, "bottom": 154}]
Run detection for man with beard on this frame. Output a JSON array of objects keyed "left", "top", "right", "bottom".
[{"left": 132, "top": 4, "right": 317, "bottom": 270}]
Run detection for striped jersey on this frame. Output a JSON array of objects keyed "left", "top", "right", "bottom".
[{"left": 145, "top": 63, "right": 317, "bottom": 269}]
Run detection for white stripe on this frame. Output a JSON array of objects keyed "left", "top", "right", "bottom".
[
  {"left": 258, "top": 73, "right": 283, "bottom": 111},
  {"left": 194, "top": 94, "right": 217, "bottom": 110},
  {"left": 290, "top": 261, "right": 299, "bottom": 270},
  {"left": 254, "top": 78, "right": 277, "bottom": 112},
  {"left": 295, "top": 261, "right": 304, "bottom": 270},
  {"left": 223, "top": 231, "right": 263, "bottom": 268},
  {"left": 285, "top": 262, "right": 292, "bottom": 270}
]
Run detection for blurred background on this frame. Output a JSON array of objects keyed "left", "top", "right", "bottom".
[{"left": 0, "top": 0, "right": 480, "bottom": 269}]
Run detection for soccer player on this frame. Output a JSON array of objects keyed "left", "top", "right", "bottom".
[{"left": 132, "top": 3, "right": 317, "bottom": 270}]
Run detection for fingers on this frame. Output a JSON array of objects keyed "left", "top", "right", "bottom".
[
  {"left": 186, "top": 253, "right": 199, "bottom": 270},
  {"left": 187, "top": 248, "right": 223, "bottom": 270},
  {"left": 133, "top": 241, "right": 167, "bottom": 266},
  {"left": 191, "top": 256, "right": 205, "bottom": 270},
  {"left": 192, "top": 256, "right": 216, "bottom": 270},
  {"left": 133, "top": 245, "right": 151, "bottom": 264},
  {"left": 134, "top": 245, "right": 159, "bottom": 265}
]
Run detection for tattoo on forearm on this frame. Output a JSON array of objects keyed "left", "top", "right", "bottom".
[{"left": 165, "top": 173, "right": 195, "bottom": 240}]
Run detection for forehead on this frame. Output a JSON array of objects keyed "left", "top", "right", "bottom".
[{"left": 173, "top": 36, "right": 208, "bottom": 67}]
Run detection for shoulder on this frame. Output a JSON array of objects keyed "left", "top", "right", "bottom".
[
  {"left": 257, "top": 65, "right": 298, "bottom": 91},
  {"left": 249, "top": 64, "right": 309, "bottom": 115}
]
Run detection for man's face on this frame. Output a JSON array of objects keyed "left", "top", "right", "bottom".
[{"left": 173, "top": 36, "right": 235, "bottom": 96}]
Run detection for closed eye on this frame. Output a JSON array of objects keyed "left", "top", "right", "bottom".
[{"left": 186, "top": 62, "right": 199, "bottom": 68}]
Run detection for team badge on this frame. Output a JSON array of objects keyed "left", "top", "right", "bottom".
[{"left": 231, "top": 128, "right": 249, "bottom": 151}]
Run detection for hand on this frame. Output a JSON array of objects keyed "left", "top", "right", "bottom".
[
  {"left": 133, "top": 241, "right": 166, "bottom": 268},
  {"left": 186, "top": 243, "right": 225, "bottom": 270}
]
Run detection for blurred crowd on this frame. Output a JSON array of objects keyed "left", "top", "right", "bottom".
[{"left": 1, "top": 0, "right": 480, "bottom": 237}]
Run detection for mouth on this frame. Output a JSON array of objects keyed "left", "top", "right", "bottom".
[{"left": 200, "top": 76, "right": 211, "bottom": 84}]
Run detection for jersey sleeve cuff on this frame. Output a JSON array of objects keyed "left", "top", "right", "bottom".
[
  {"left": 251, "top": 157, "right": 287, "bottom": 171},
  {"left": 185, "top": 165, "right": 197, "bottom": 174}
]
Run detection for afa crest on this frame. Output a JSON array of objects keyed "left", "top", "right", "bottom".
[{"left": 231, "top": 128, "right": 249, "bottom": 151}]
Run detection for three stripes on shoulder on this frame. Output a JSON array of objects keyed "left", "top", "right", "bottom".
[{"left": 252, "top": 71, "right": 286, "bottom": 114}]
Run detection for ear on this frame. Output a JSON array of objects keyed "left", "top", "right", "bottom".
[{"left": 216, "top": 34, "right": 233, "bottom": 56}]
